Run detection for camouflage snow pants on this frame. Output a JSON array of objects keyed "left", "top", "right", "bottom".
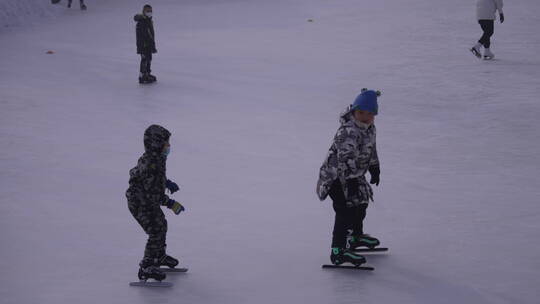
[{"left": 128, "top": 199, "right": 168, "bottom": 261}]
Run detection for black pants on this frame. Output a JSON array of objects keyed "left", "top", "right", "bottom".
[
  {"left": 329, "top": 180, "right": 368, "bottom": 248},
  {"left": 478, "top": 20, "right": 494, "bottom": 49},
  {"left": 140, "top": 52, "right": 152, "bottom": 75}
]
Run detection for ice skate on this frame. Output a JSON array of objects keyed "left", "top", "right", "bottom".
[
  {"left": 348, "top": 234, "right": 380, "bottom": 249},
  {"left": 139, "top": 74, "right": 155, "bottom": 84},
  {"left": 470, "top": 43, "right": 482, "bottom": 59},
  {"left": 158, "top": 254, "right": 179, "bottom": 268},
  {"left": 330, "top": 248, "right": 366, "bottom": 266},
  {"left": 138, "top": 259, "right": 166, "bottom": 281},
  {"left": 147, "top": 74, "right": 157, "bottom": 82},
  {"left": 483, "top": 48, "right": 495, "bottom": 60}
]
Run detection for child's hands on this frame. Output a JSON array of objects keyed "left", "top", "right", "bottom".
[
  {"left": 167, "top": 199, "right": 185, "bottom": 215},
  {"left": 166, "top": 179, "right": 180, "bottom": 194},
  {"left": 368, "top": 165, "right": 380, "bottom": 186}
]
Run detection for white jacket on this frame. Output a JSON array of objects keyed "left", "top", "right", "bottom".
[{"left": 476, "top": 0, "right": 504, "bottom": 20}]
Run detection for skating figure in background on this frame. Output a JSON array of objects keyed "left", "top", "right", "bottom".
[
  {"left": 471, "top": 0, "right": 504, "bottom": 60},
  {"left": 126, "top": 125, "right": 185, "bottom": 283},
  {"left": 51, "top": 0, "right": 86, "bottom": 10},
  {"left": 317, "top": 89, "right": 382, "bottom": 266},
  {"left": 135, "top": 4, "right": 157, "bottom": 84}
]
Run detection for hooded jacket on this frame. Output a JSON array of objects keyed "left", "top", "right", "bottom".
[
  {"left": 134, "top": 14, "right": 156, "bottom": 54},
  {"left": 126, "top": 125, "right": 171, "bottom": 207},
  {"left": 476, "top": 0, "right": 504, "bottom": 20},
  {"left": 316, "top": 107, "right": 379, "bottom": 206}
]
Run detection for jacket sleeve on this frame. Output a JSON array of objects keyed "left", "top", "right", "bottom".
[
  {"left": 136, "top": 22, "right": 145, "bottom": 53},
  {"left": 495, "top": 0, "right": 504, "bottom": 14},
  {"left": 141, "top": 161, "right": 170, "bottom": 206},
  {"left": 334, "top": 126, "right": 360, "bottom": 181},
  {"left": 369, "top": 143, "right": 380, "bottom": 167}
]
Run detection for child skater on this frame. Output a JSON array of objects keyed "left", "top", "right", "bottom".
[
  {"left": 316, "top": 89, "right": 381, "bottom": 266},
  {"left": 126, "top": 125, "right": 185, "bottom": 282},
  {"left": 470, "top": 0, "right": 504, "bottom": 60},
  {"left": 134, "top": 4, "right": 158, "bottom": 84}
]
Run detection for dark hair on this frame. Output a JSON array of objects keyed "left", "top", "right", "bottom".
[{"left": 143, "top": 4, "right": 152, "bottom": 10}]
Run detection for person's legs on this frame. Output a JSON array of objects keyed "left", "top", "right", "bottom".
[
  {"left": 129, "top": 203, "right": 167, "bottom": 261},
  {"left": 330, "top": 181, "right": 353, "bottom": 248},
  {"left": 478, "top": 20, "right": 494, "bottom": 49},
  {"left": 146, "top": 53, "right": 153, "bottom": 76},
  {"left": 351, "top": 204, "right": 367, "bottom": 236}
]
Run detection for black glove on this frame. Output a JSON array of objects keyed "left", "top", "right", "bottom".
[
  {"left": 500, "top": 13, "right": 504, "bottom": 23},
  {"left": 368, "top": 165, "right": 380, "bottom": 186},
  {"left": 345, "top": 178, "right": 359, "bottom": 199},
  {"left": 166, "top": 179, "right": 180, "bottom": 194},
  {"left": 166, "top": 199, "right": 185, "bottom": 215}
]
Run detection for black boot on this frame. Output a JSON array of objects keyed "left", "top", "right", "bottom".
[
  {"left": 139, "top": 74, "right": 154, "bottom": 84},
  {"left": 147, "top": 74, "right": 157, "bottom": 82},
  {"left": 159, "top": 254, "right": 179, "bottom": 268},
  {"left": 330, "top": 248, "right": 366, "bottom": 266},
  {"left": 138, "top": 258, "right": 166, "bottom": 281},
  {"left": 348, "top": 234, "right": 380, "bottom": 249}
]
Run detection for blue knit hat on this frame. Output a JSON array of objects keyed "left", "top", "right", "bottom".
[{"left": 351, "top": 88, "right": 381, "bottom": 115}]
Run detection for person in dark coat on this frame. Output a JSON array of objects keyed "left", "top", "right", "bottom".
[
  {"left": 126, "top": 125, "right": 185, "bottom": 281},
  {"left": 134, "top": 4, "right": 157, "bottom": 84}
]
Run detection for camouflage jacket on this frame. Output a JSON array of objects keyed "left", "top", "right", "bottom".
[
  {"left": 126, "top": 125, "right": 171, "bottom": 207},
  {"left": 316, "top": 107, "right": 379, "bottom": 206}
]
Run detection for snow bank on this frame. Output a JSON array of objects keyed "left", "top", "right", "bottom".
[{"left": 0, "top": 0, "right": 62, "bottom": 29}]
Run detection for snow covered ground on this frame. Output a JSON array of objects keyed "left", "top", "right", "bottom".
[{"left": 1, "top": 0, "right": 540, "bottom": 303}]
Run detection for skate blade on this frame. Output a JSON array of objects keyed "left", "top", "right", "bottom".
[
  {"left": 159, "top": 267, "right": 188, "bottom": 273},
  {"left": 351, "top": 247, "right": 388, "bottom": 253},
  {"left": 129, "top": 281, "right": 172, "bottom": 287},
  {"left": 322, "top": 264, "right": 374, "bottom": 271}
]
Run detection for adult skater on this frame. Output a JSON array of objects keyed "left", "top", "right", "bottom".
[
  {"left": 51, "top": 0, "right": 87, "bottom": 10},
  {"left": 316, "top": 89, "right": 381, "bottom": 266},
  {"left": 134, "top": 4, "right": 158, "bottom": 84},
  {"left": 471, "top": 0, "right": 504, "bottom": 60},
  {"left": 126, "top": 125, "right": 185, "bottom": 282}
]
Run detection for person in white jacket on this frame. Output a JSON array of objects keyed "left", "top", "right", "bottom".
[{"left": 470, "top": 0, "right": 504, "bottom": 60}]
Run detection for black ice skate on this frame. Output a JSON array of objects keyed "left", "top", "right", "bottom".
[
  {"left": 147, "top": 74, "right": 157, "bottom": 82},
  {"left": 138, "top": 259, "right": 166, "bottom": 281},
  {"left": 330, "top": 248, "right": 366, "bottom": 266},
  {"left": 159, "top": 254, "right": 179, "bottom": 268},
  {"left": 139, "top": 74, "right": 155, "bottom": 84},
  {"left": 348, "top": 234, "right": 380, "bottom": 249}
]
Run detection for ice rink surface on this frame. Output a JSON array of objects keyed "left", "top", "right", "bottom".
[{"left": 1, "top": 0, "right": 539, "bottom": 303}]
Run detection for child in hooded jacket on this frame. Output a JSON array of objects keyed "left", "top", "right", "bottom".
[
  {"left": 126, "top": 124, "right": 185, "bottom": 281},
  {"left": 317, "top": 89, "right": 382, "bottom": 266}
]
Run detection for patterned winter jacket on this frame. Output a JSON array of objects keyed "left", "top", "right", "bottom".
[
  {"left": 126, "top": 125, "right": 171, "bottom": 207},
  {"left": 316, "top": 107, "right": 379, "bottom": 206}
]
